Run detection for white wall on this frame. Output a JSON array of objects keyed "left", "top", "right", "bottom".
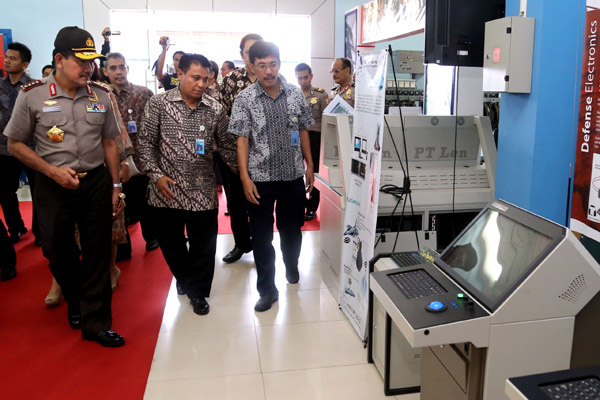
[{"left": 82, "top": 0, "right": 335, "bottom": 91}]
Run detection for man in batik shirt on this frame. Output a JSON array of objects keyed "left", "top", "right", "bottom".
[{"left": 138, "top": 53, "right": 238, "bottom": 316}]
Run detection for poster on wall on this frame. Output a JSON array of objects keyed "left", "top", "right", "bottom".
[
  {"left": 345, "top": 8, "right": 359, "bottom": 67},
  {"left": 571, "top": 4, "right": 600, "bottom": 242},
  {"left": 338, "top": 49, "right": 388, "bottom": 340},
  {"left": 361, "top": 0, "right": 425, "bottom": 44},
  {"left": 0, "top": 29, "right": 13, "bottom": 78}
]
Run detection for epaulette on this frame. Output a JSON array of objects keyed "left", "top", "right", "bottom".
[
  {"left": 90, "top": 81, "right": 111, "bottom": 92},
  {"left": 21, "top": 80, "right": 44, "bottom": 92},
  {"left": 315, "top": 88, "right": 325, "bottom": 93}
]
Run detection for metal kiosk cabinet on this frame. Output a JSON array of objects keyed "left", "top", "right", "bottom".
[{"left": 368, "top": 254, "right": 421, "bottom": 395}]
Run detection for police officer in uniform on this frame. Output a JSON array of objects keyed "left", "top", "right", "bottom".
[
  {"left": 295, "top": 63, "right": 329, "bottom": 221},
  {"left": 4, "top": 26, "right": 125, "bottom": 347},
  {"left": 330, "top": 57, "right": 355, "bottom": 108}
]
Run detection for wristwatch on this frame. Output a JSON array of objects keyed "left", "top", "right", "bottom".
[{"left": 113, "top": 183, "right": 123, "bottom": 188}]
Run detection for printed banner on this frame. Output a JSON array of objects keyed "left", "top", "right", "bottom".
[
  {"left": 571, "top": 7, "right": 600, "bottom": 241},
  {"left": 361, "top": 0, "right": 425, "bottom": 44},
  {"left": 339, "top": 49, "right": 388, "bottom": 340}
]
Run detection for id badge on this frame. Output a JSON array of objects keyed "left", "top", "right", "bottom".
[
  {"left": 195, "top": 138, "right": 205, "bottom": 154},
  {"left": 290, "top": 130, "right": 300, "bottom": 146},
  {"left": 127, "top": 120, "right": 137, "bottom": 134}
]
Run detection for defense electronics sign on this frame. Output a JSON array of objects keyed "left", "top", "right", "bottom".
[{"left": 571, "top": 6, "right": 600, "bottom": 241}]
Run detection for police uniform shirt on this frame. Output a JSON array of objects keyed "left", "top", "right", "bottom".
[
  {"left": 3, "top": 74, "right": 120, "bottom": 172},
  {"left": 304, "top": 87, "right": 329, "bottom": 133},
  {"left": 331, "top": 81, "right": 355, "bottom": 108}
]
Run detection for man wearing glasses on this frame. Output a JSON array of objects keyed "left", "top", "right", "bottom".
[
  {"left": 229, "top": 42, "right": 315, "bottom": 312},
  {"left": 103, "top": 52, "right": 158, "bottom": 253},
  {"left": 218, "top": 33, "right": 263, "bottom": 264},
  {"left": 330, "top": 57, "right": 355, "bottom": 108}
]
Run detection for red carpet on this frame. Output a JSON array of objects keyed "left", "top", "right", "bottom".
[
  {"left": 0, "top": 194, "right": 319, "bottom": 400},
  {"left": 0, "top": 202, "right": 173, "bottom": 400},
  {"left": 216, "top": 191, "right": 321, "bottom": 234}
]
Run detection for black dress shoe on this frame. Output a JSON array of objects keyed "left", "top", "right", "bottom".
[
  {"left": 82, "top": 330, "right": 125, "bottom": 347},
  {"left": 176, "top": 281, "right": 186, "bottom": 295},
  {"left": 0, "top": 266, "right": 17, "bottom": 281},
  {"left": 68, "top": 313, "right": 81, "bottom": 330},
  {"left": 223, "top": 247, "right": 251, "bottom": 263},
  {"left": 10, "top": 227, "right": 27, "bottom": 244},
  {"left": 145, "top": 239, "right": 159, "bottom": 251},
  {"left": 254, "top": 293, "right": 279, "bottom": 312},
  {"left": 304, "top": 211, "right": 316, "bottom": 221},
  {"left": 286, "top": 273, "right": 300, "bottom": 284},
  {"left": 190, "top": 297, "right": 210, "bottom": 315}
]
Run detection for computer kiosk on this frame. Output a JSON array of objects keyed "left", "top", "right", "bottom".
[
  {"left": 370, "top": 200, "right": 600, "bottom": 399},
  {"left": 315, "top": 114, "right": 497, "bottom": 298}
]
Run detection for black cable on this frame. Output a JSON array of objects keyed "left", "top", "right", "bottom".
[
  {"left": 452, "top": 66, "right": 459, "bottom": 219},
  {"left": 451, "top": 38, "right": 469, "bottom": 240},
  {"left": 388, "top": 45, "right": 420, "bottom": 252}
]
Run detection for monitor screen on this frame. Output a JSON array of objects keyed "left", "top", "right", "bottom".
[{"left": 438, "top": 206, "right": 556, "bottom": 311}]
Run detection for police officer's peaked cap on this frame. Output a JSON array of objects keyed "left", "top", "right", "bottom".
[{"left": 54, "top": 26, "right": 105, "bottom": 61}]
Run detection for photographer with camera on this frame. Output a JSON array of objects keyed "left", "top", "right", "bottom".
[{"left": 155, "top": 36, "right": 184, "bottom": 91}]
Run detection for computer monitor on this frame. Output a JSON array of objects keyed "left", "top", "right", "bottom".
[{"left": 435, "top": 201, "right": 566, "bottom": 312}]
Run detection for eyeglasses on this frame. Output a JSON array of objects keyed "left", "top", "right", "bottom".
[
  {"left": 255, "top": 62, "right": 280, "bottom": 71},
  {"left": 329, "top": 67, "right": 348, "bottom": 74},
  {"left": 108, "top": 65, "right": 127, "bottom": 71}
]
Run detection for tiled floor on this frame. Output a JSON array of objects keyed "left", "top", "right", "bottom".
[{"left": 143, "top": 231, "right": 420, "bottom": 400}]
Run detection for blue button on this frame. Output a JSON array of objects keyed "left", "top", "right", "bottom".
[{"left": 429, "top": 301, "right": 444, "bottom": 310}]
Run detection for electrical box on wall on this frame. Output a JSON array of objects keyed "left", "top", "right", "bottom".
[
  {"left": 395, "top": 50, "right": 425, "bottom": 74},
  {"left": 482, "top": 17, "right": 535, "bottom": 93}
]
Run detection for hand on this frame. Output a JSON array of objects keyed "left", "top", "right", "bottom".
[
  {"left": 305, "top": 168, "right": 314, "bottom": 193},
  {"left": 112, "top": 190, "right": 125, "bottom": 218},
  {"left": 159, "top": 36, "right": 169, "bottom": 50},
  {"left": 156, "top": 176, "right": 176, "bottom": 200},
  {"left": 119, "top": 164, "right": 130, "bottom": 183},
  {"left": 241, "top": 175, "right": 260, "bottom": 205},
  {"left": 50, "top": 166, "right": 79, "bottom": 189},
  {"left": 102, "top": 27, "right": 111, "bottom": 41}
]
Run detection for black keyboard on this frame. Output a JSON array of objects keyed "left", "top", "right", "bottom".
[
  {"left": 391, "top": 252, "right": 423, "bottom": 267},
  {"left": 541, "top": 377, "right": 600, "bottom": 399},
  {"left": 388, "top": 269, "right": 447, "bottom": 299}
]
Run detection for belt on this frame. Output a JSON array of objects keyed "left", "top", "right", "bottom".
[{"left": 75, "top": 164, "right": 105, "bottom": 179}]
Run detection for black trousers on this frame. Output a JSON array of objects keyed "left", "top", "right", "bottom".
[
  {"left": 0, "top": 218, "right": 16, "bottom": 270},
  {"left": 0, "top": 155, "right": 40, "bottom": 239},
  {"left": 123, "top": 174, "right": 156, "bottom": 242},
  {"left": 306, "top": 130, "right": 321, "bottom": 214},
  {"left": 0, "top": 155, "right": 26, "bottom": 236},
  {"left": 153, "top": 207, "right": 218, "bottom": 298},
  {"left": 246, "top": 178, "right": 305, "bottom": 296},
  {"left": 224, "top": 166, "right": 252, "bottom": 252},
  {"left": 34, "top": 165, "right": 113, "bottom": 334}
]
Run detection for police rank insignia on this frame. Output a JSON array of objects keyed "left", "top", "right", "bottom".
[
  {"left": 310, "top": 97, "right": 318, "bottom": 105},
  {"left": 47, "top": 125, "right": 64, "bottom": 142}
]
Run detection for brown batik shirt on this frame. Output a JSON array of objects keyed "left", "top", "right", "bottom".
[
  {"left": 220, "top": 67, "right": 254, "bottom": 116},
  {"left": 138, "top": 88, "right": 238, "bottom": 211},
  {"left": 111, "top": 82, "right": 153, "bottom": 166}
]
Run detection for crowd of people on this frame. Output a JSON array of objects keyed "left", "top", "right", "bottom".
[{"left": 0, "top": 24, "right": 357, "bottom": 347}]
